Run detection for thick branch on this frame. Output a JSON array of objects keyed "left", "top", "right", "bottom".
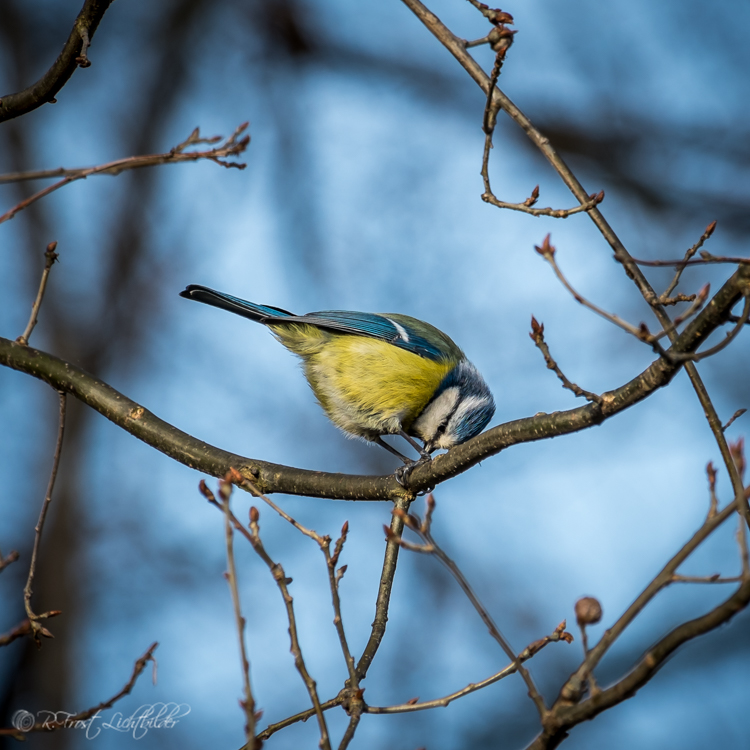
[
  {"left": 0, "top": 0, "right": 114, "bottom": 123},
  {"left": 0, "top": 265, "right": 747, "bottom": 500},
  {"left": 532, "top": 578, "right": 750, "bottom": 749}
]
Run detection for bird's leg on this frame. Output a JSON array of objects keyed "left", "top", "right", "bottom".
[
  {"left": 399, "top": 430, "right": 431, "bottom": 461},
  {"left": 374, "top": 436, "right": 413, "bottom": 464}
]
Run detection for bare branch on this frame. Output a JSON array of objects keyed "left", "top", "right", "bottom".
[
  {"left": 722, "top": 409, "right": 747, "bottom": 433},
  {"left": 558, "top": 491, "right": 742, "bottom": 707},
  {"left": 256, "top": 698, "right": 341, "bottom": 743},
  {"left": 483, "top": 189, "right": 604, "bottom": 218},
  {"left": 529, "top": 316, "right": 602, "bottom": 404},
  {"left": 245, "top": 507, "right": 331, "bottom": 750},
  {"left": 391, "top": 496, "right": 573, "bottom": 718},
  {"left": 538, "top": 578, "right": 750, "bottom": 749},
  {"left": 660, "top": 221, "right": 717, "bottom": 301},
  {"left": 356, "top": 494, "right": 413, "bottom": 679},
  {"left": 670, "top": 574, "right": 743, "bottom": 584},
  {"left": 0, "top": 0, "right": 115, "bottom": 123},
  {"left": 0, "top": 549, "right": 19, "bottom": 573},
  {"left": 0, "top": 642, "right": 159, "bottom": 737},
  {"left": 0, "top": 124, "right": 249, "bottom": 225},
  {"left": 16, "top": 242, "right": 59, "bottom": 346},
  {"left": 534, "top": 235, "right": 646, "bottom": 340},
  {"left": 216, "top": 478, "right": 257, "bottom": 744},
  {"left": 226, "top": 471, "right": 363, "bottom": 725},
  {"left": 366, "top": 621, "right": 571, "bottom": 715},
  {"left": 23, "top": 392, "right": 67, "bottom": 644}
]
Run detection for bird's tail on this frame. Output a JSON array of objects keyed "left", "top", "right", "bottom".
[{"left": 179, "top": 285, "right": 294, "bottom": 323}]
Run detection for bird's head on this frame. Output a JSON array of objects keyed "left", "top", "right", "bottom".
[{"left": 410, "top": 360, "right": 495, "bottom": 453}]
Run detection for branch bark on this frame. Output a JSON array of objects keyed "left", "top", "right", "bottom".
[{"left": 0, "top": 0, "right": 114, "bottom": 123}]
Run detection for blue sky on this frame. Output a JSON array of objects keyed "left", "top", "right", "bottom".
[{"left": 1, "top": 1, "right": 749, "bottom": 748}]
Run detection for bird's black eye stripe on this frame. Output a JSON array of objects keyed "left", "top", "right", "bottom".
[{"left": 435, "top": 401, "right": 461, "bottom": 437}]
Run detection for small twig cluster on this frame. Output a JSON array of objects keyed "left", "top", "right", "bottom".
[{"left": 0, "top": 123, "right": 250, "bottom": 226}]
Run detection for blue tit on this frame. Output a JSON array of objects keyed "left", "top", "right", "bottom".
[{"left": 179, "top": 285, "right": 495, "bottom": 463}]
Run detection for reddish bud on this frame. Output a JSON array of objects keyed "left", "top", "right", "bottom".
[
  {"left": 524, "top": 185, "right": 540, "bottom": 207},
  {"left": 488, "top": 9, "right": 514, "bottom": 25},
  {"left": 575, "top": 596, "right": 603, "bottom": 627},
  {"left": 730, "top": 437, "right": 746, "bottom": 479},
  {"left": 406, "top": 697, "right": 420, "bottom": 705},
  {"left": 697, "top": 283, "right": 710, "bottom": 304},
  {"left": 530, "top": 316, "right": 544, "bottom": 337},
  {"left": 534, "top": 234, "right": 555, "bottom": 257},
  {"left": 707, "top": 461, "right": 717, "bottom": 489},
  {"left": 249, "top": 506, "right": 260, "bottom": 523},
  {"left": 341, "top": 520, "right": 349, "bottom": 536},
  {"left": 705, "top": 220, "right": 717, "bottom": 237}
]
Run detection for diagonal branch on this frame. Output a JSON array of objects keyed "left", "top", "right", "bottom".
[
  {"left": 0, "top": 0, "right": 114, "bottom": 123},
  {"left": 0, "top": 263, "right": 748, "bottom": 500}
]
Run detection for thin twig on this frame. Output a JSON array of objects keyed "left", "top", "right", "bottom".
[
  {"left": 356, "top": 494, "right": 413, "bottom": 679},
  {"left": 534, "top": 235, "right": 645, "bottom": 339},
  {"left": 228, "top": 468, "right": 323, "bottom": 543},
  {"left": 482, "top": 190, "right": 604, "bottom": 218},
  {"left": 722, "top": 409, "right": 747, "bottom": 433},
  {"left": 632, "top": 255, "right": 750, "bottom": 269},
  {"left": 16, "top": 242, "right": 59, "bottom": 346},
  {"left": 391, "top": 496, "right": 568, "bottom": 718},
  {"left": 0, "top": 620, "right": 33, "bottom": 647},
  {"left": 256, "top": 698, "right": 341, "bottom": 743},
  {"left": 245, "top": 507, "right": 331, "bottom": 750},
  {"left": 0, "top": 642, "right": 159, "bottom": 737},
  {"left": 217, "top": 478, "right": 256, "bottom": 744},
  {"left": 366, "top": 621, "right": 571, "bottom": 714},
  {"left": 648, "top": 284, "right": 709, "bottom": 342},
  {"left": 23, "top": 392, "right": 67, "bottom": 643},
  {"left": 201, "top": 486, "right": 333, "bottom": 748},
  {"left": 0, "top": 123, "right": 249, "bottom": 225},
  {"left": 226, "top": 470, "right": 363, "bottom": 730},
  {"left": 670, "top": 574, "right": 743, "bottom": 584},
  {"left": 0, "top": 549, "right": 19, "bottom": 573},
  {"left": 660, "top": 221, "right": 717, "bottom": 301},
  {"left": 691, "top": 294, "right": 750, "bottom": 361},
  {"left": 529, "top": 316, "right": 602, "bottom": 404}
]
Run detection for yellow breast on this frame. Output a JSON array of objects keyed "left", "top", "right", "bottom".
[{"left": 269, "top": 323, "right": 455, "bottom": 439}]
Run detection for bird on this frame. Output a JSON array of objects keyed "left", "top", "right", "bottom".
[{"left": 179, "top": 284, "right": 495, "bottom": 465}]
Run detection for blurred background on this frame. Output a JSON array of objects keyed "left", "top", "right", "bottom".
[{"left": 1, "top": 0, "right": 749, "bottom": 748}]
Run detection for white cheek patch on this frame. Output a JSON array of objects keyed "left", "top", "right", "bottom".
[
  {"left": 435, "top": 394, "right": 494, "bottom": 449},
  {"left": 412, "top": 387, "right": 460, "bottom": 441}
]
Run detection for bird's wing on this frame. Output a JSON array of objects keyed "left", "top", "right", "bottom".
[{"left": 274, "top": 310, "right": 449, "bottom": 361}]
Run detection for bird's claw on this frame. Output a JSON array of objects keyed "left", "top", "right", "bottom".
[{"left": 394, "top": 454, "right": 432, "bottom": 488}]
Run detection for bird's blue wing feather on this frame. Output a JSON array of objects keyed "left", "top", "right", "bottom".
[{"left": 292, "top": 311, "right": 446, "bottom": 360}]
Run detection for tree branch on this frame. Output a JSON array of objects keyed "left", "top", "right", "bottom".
[
  {"left": 1, "top": 264, "right": 747, "bottom": 500},
  {"left": 0, "top": 0, "right": 115, "bottom": 123}
]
